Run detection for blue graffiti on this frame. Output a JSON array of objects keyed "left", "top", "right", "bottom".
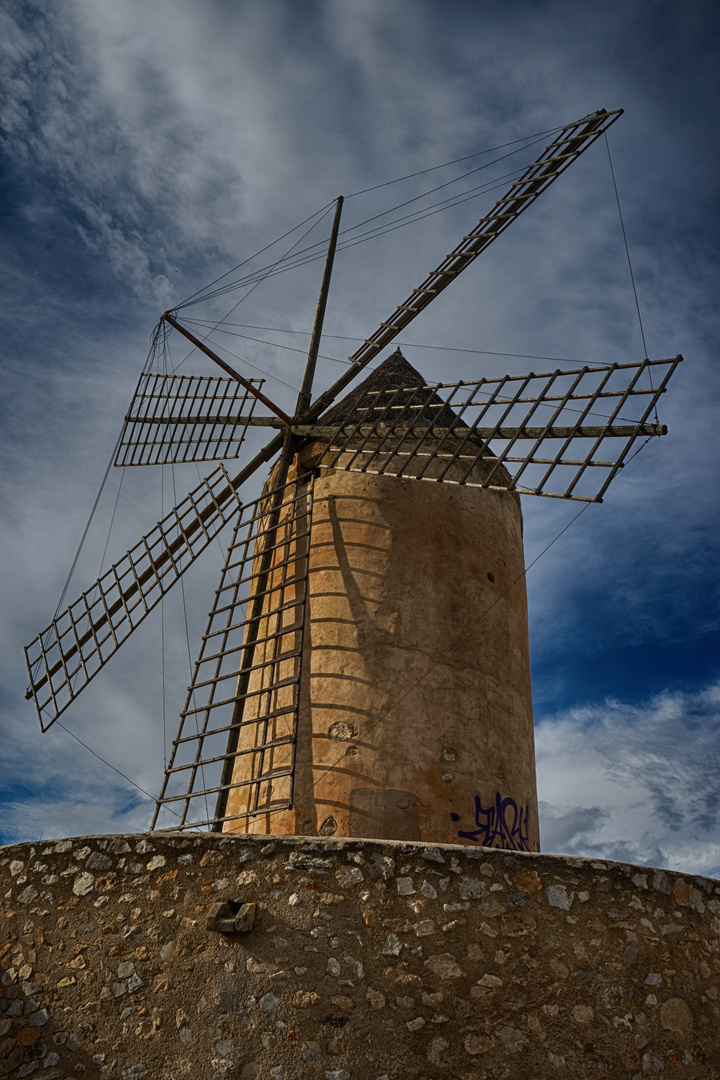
[{"left": 451, "top": 791, "right": 530, "bottom": 851}]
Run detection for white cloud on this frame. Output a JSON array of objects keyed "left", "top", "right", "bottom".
[{"left": 536, "top": 683, "right": 720, "bottom": 878}]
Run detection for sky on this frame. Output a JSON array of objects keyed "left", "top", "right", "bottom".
[{"left": 1, "top": 0, "right": 718, "bottom": 876}]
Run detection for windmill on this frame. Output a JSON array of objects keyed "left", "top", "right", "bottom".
[{"left": 24, "top": 108, "right": 681, "bottom": 851}]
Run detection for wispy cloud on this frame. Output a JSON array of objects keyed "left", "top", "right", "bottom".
[{"left": 537, "top": 682, "right": 720, "bottom": 877}]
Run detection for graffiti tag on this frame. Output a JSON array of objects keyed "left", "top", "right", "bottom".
[{"left": 451, "top": 791, "right": 530, "bottom": 851}]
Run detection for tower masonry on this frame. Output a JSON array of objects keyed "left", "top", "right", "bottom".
[{"left": 224, "top": 351, "right": 538, "bottom": 850}]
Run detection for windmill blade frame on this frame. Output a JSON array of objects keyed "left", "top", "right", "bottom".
[
  {"left": 24, "top": 465, "right": 243, "bottom": 730},
  {"left": 152, "top": 472, "right": 315, "bottom": 832},
  {"left": 303, "top": 108, "right": 623, "bottom": 424},
  {"left": 24, "top": 430, "right": 286, "bottom": 730},
  {"left": 307, "top": 356, "right": 681, "bottom": 502},
  {"left": 115, "top": 372, "right": 267, "bottom": 467}
]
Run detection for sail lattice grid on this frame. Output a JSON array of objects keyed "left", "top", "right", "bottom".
[
  {"left": 314, "top": 357, "right": 681, "bottom": 502},
  {"left": 153, "top": 473, "right": 314, "bottom": 832},
  {"left": 115, "top": 373, "right": 265, "bottom": 466},
  {"left": 24, "top": 465, "right": 242, "bottom": 730}
]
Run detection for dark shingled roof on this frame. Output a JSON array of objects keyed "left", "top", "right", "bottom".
[{"left": 319, "top": 348, "right": 461, "bottom": 429}]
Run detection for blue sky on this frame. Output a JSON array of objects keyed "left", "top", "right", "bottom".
[{"left": 1, "top": 0, "right": 718, "bottom": 875}]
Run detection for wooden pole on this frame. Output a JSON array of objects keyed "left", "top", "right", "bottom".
[
  {"left": 213, "top": 198, "right": 344, "bottom": 829},
  {"left": 295, "top": 196, "right": 344, "bottom": 419},
  {"left": 161, "top": 312, "right": 293, "bottom": 426}
]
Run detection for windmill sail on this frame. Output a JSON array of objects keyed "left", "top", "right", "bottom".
[
  {"left": 152, "top": 473, "right": 314, "bottom": 832},
  {"left": 308, "top": 353, "right": 681, "bottom": 502},
  {"left": 115, "top": 373, "right": 265, "bottom": 466},
  {"left": 24, "top": 465, "right": 245, "bottom": 730},
  {"left": 305, "top": 109, "right": 623, "bottom": 423}
]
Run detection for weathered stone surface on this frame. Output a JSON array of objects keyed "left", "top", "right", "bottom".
[
  {"left": 85, "top": 851, "right": 111, "bottom": 871},
  {"left": 0, "top": 833, "right": 717, "bottom": 1078},
  {"left": 71, "top": 872, "right": 94, "bottom": 896},
  {"left": 660, "top": 996, "right": 694, "bottom": 1034},
  {"left": 223, "top": 432, "right": 540, "bottom": 851},
  {"left": 424, "top": 953, "right": 464, "bottom": 979},
  {"left": 546, "top": 883, "right": 573, "bottom": 909}
]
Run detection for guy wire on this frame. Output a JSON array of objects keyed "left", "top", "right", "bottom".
[{"left": 604, "top": 132, "right": 658, "bottom": 424}]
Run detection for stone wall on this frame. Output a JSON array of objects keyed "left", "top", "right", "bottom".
[{"left": 1, "top": 834, "right": 718, "bottom": 1079}]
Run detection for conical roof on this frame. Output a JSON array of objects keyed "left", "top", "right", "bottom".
[{"left": 319, "top": 348, "right": 460, "bottom": 429}]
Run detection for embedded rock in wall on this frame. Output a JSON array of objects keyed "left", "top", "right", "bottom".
[{"left": 0, "top": 834, "right": 718, "bottom": 1078}]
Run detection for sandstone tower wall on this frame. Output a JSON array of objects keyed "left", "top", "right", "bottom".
[{"left": 225, "top": 449, "right": 537, "bottom": 851}]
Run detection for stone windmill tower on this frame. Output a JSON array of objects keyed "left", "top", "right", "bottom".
[
  {"left": 217, "top": 348, "right": 538, "bottom": 851},
  {"left": 24, "top": 107, "right": 679, "bottom": 853}
]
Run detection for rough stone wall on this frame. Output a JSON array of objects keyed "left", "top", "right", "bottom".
[{"left": 1, "top": 834, "right": 718, "bottom": 1079}]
